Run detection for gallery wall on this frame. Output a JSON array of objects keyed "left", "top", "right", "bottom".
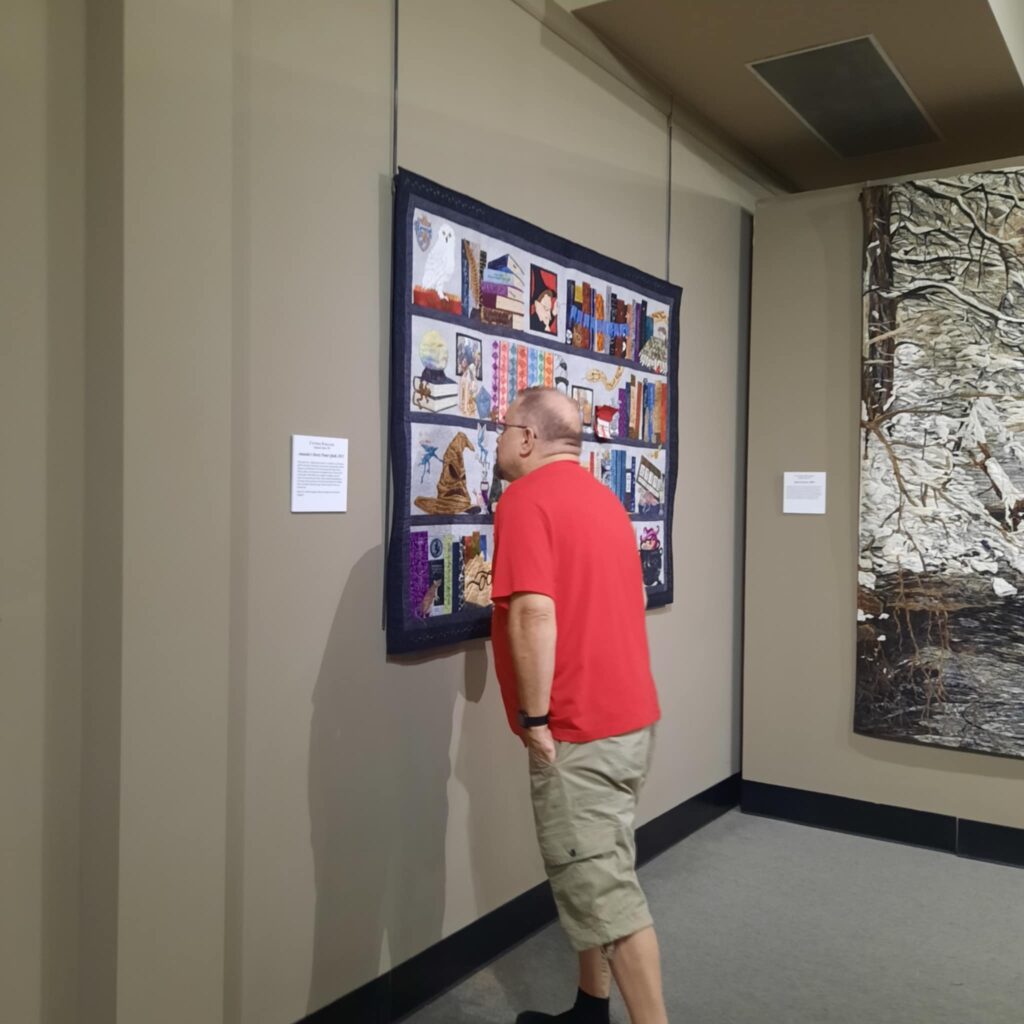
[
  {"left": 745, "top": 172, "right": 1024, "bottom": 831},
  {"left": 2, "top": 1, "right": 85, "bottom": 1021},
  {"left": 4, "top": 1, "right": 762, "bottom": 1022}
]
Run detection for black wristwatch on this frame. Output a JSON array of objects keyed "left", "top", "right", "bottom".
[{"left": 518, "top": 710, "right": 550, "bottom": 729}]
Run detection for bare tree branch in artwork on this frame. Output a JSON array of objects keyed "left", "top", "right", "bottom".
[{"left": 856, "top": 172, "right": 1024, "bottom": 758}]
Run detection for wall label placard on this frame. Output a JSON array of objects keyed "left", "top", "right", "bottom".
[
  {"left": 291, "top": 435, "right": 348, "bottom": 513},
  {"left": 783, "top": 471, "right": 826, "bottom": 515}
]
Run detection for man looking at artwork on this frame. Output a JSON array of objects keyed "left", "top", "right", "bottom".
[{"left": 492, "top": 388, "right": 667, "bottom": 1024}]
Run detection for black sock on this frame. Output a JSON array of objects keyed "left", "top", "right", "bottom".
[
  {"left": 571, "top": 987, "right": 610, "bottom": 1021},
  {"left": 516, "top": 987, "right": 610, "bottom": 1023}
]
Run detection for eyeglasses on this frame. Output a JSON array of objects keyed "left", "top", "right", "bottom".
[{"left": 498, "top": 421, "right": 534, "bottom": 437}]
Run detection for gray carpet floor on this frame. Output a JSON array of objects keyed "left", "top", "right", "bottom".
[{"left": 404, "top": 809, "right": 1023, "bottom": 1023}]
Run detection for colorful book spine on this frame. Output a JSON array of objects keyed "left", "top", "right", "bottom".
[
  {"left": 442, "top": 535, "right": 453, "bottom": 614},
  {"left": 488, "top": 253, "right": 525, "bottom": 279},
  {"left": 583, "top": 282, "right": 592, "bottom": 349},
  {"left": 480, "top": 281, "right": 524, "bottom": 299},
  {"left": 481, "top": 307, "right": 524, "bottom": 330},
  {"left": 461, "top": 243, "right": 470, "bottom": 316},
  {"left": 451, "top": 536, "right": 463, "bottom": 610},
  {"left": 409, "top": 532, "right": 429, "bottom": 617},
  {"left": 565, "top": 279, "right": 575, "bottom": 346},
  {"left": 516, "top": 344, "right": 528, "bottom": 393},
  {"left": 468, "top": 245, "right": 481, "bottom": 309},
  {"left": 506, "top": 343, "right": 517, "bottom": 406},
  {"left": 573, "top": 283, "right": 585, "bottom": 348},
  {"left": 482, "top": 269, "right": 522, "bottom": 287},
  {"left": 544, "top": 351, "right": 554, "bottom": 387},
  {"left": 499, "top": 341, "right": 510, "bottom": 418},
  {"left": 484, "top": 295, "right": 523, "bottom": 313}
]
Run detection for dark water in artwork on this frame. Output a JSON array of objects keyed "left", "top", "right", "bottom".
[{"left": 856, "top": 590, "right": 1024, "bottom": 759}]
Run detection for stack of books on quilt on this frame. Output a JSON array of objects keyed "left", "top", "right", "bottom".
[{"left": 479, "top": 252, "right": 525, "bottom": 331}]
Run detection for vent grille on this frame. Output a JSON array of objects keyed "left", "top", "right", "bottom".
[{"left": 750, "top": 36, "right": 939, "bottom": 157}]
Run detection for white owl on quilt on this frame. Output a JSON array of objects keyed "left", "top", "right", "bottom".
[{"left": 421, "top": 221, "right": 456, "bottom": 298}]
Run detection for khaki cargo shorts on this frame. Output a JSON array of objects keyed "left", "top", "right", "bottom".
[{"left": 529, "top": 726, "right": 656, "bottom": 952}]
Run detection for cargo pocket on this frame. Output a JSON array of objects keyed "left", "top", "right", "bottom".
[
  {"left": 537, "top": 822, "right": 623, "bottom": 951},
  {"left": 537, "top": 822, "right": 617, "bottom": 871}
]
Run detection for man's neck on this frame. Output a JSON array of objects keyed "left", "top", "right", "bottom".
[{"left": 525, "top": 452, "right": 579, "bottom": 475}]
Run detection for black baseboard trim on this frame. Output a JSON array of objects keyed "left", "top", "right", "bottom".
[
  {"left": 958, "top": 818, "right": 1024, "bottom": 869},
  {"left": 637, "top": 772, "right": 740, "bottom": 867},
  {"left": 741, "top": 780, "right": 955, "bottom": 850},
  {"left": 742, "top": 780, "right": 1024, "bottom": 869},
  {"left": 302, "top": 772, "right": 740, "bottom": 1024}
]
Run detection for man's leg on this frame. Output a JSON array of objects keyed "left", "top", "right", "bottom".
[
  {"left": 607, "top": 926, "right": 668, "bottom": 1024},
  {"left": 579, "top": 946, "right": 611, "bottom": 997},
  {"left": 515, "top": 951, "right": 609, "bottom": 1023}
]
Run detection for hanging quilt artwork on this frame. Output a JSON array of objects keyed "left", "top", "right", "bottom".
[
  {"left": 387, "top": 170, "right": 681, "bottom": 654},
  {"left": 856, "top": 169, "right": 1024, "bottom": 759}
]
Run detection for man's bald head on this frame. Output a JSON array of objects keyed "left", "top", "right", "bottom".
[
  {"left": 512, "top": 387, "right": 583, "bottom": 452},
  {"left": 496, "top": 387, "right": 582, "bottom": 482}
]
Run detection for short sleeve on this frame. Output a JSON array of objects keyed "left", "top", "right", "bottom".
[{"left": 491, "top": 491, "right": 556, "bottom": 602}]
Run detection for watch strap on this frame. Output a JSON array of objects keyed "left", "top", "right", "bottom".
[{"left": 518, "top": 710, "right": 550, "bottom": 729}]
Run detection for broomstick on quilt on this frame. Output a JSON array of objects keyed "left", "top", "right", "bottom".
[{"left": 414, "top": 432, "right": 478, "bottom": 515}]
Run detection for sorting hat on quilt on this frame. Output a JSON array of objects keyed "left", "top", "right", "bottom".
[{"left": 414, "top": 432, "right": 476, "bottom": 515}]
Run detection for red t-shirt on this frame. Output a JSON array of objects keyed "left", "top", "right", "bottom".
[{"left": 490, "top": 461, "right": 660, "bottom": 743}]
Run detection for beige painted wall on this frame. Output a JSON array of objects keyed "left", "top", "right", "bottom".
[
  {"left": 5, "top": 1, "right": 759, "bottom": 1021},
  {"left": 745, "top": 183, "right": 1024, "bottom": 829},
  {"left": 2, "top": 1, "right": 85, "bottom": 1021},
  {"left": 116, "top": 0, "right": 234, "bottom": 1020},
  {"left": 2, "top": 3, "right": 50, "bottom": 1020}
]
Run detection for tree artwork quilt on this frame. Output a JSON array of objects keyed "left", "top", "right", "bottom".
[
  {"left": 386, "top": 171, "right": 681, "bottom": 654},
  {"left": 857, "top": 170, "right": 1024, "bottom": 758}
]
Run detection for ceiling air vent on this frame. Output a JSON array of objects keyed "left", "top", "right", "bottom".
[{"left": 749, "top": 36, "right": 939, "bottom": 157}]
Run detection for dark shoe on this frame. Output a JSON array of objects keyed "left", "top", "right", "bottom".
[{"left": 515, "top": 989, "right": 610, "bottom": 1022}]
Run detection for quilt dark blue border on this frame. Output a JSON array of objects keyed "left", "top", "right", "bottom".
[{"left": 386, "top": 169, "right": 682, "bottom": 655}]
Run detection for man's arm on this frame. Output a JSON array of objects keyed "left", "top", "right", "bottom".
[{"left": 507, "top": 591, "right": 557, "bottom": 761}]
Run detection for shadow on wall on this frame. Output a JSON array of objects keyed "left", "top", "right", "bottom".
[
  {"left": 452, "top": 642, "right": 539, "bottom": 919},
  {"left": 306, "top": 545, "right": 464, "bottom": 1013}
]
